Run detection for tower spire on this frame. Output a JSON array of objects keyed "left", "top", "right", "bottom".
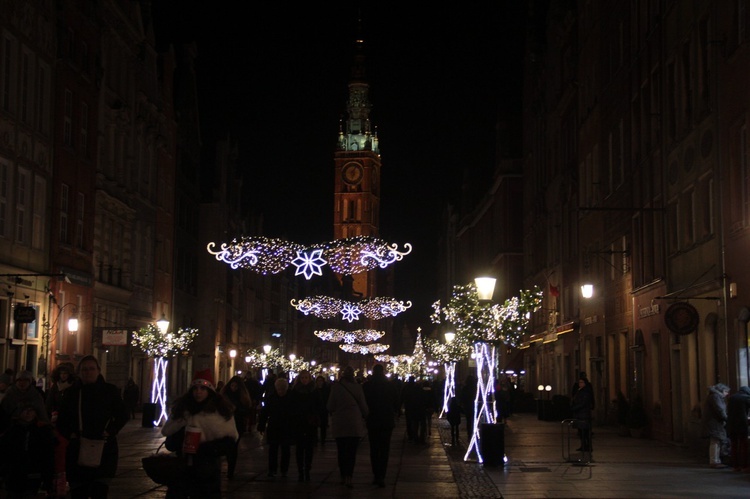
[{"left": 337, "top": 25, "right": 378, "bottom": 153}]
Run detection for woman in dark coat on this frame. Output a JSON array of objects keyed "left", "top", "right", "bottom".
[
  {"left": 362, "top": 364, "right": 399, "bottom": 488},
  {"left": 56, "top": 356, "right": 129, "bottom": 499},
  {"left": 570, "top": 377, "right": 594, "bottom": 452},
  {"left": 314, "top": 375, "right": 330, "bottom": 444},
  {"left": 290, "top": 370, "right": 320, "bottom": 482},
  {"left": 257, "top": 377, "right": 295, "bottom": 477},
  {"left": 220, "top": 375, "right": 252, "bottom": 479},
  {"left": 726, "top": 385, "right": 750, "bottom": 471}
]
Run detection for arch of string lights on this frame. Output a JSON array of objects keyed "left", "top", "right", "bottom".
[
  {"left": 314, "top": 328, "right": 385, "bottom": 344},
  {"left": 291, "top": 296, "right": 412, "bottom": 322},
  {"left": 339, "top": 343, "right": 390, "bottom": 355},
  {"left": 206, "top": 235, "right": 412, "bottom": 279}
]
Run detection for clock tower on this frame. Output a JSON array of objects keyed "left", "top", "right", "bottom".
[{"left": 333, "top": 36, "right": 381, "bottom": 300}]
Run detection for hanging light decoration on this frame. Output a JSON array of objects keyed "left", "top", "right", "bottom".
[
  {"left": 291, "top": 295, "right": 412, "bottom": 322},
  {"left": 339, "top": 342, "right": 390, "bottom": 355},
  {"left": 314, "top": 328, "right": 385, "bottom": 344},
  {"left": 207, "top": 235, "right": 411, "bottom": 279}
]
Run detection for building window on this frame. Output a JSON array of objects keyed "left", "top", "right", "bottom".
[
  {"left": 36, "top": 62, "right": 49, "bottom": 135},
  {"left": 16, "top": 168, "right": 29, "bottom": 244},
  {"left": 20, "top": 49, "right": 30, "bottom": 124},
  {"left": 0, "top": 160, "right": 8, "bottom": 238},
  {"left": 63, "top": 89, "right": 72, "bottom": 147},
  {"left": 76, "top": 192, "right": 84, "bottom": 249},
  {"left": 1, "top": 34, "right": 17, "bottom": 112},
  {"left": 32, "top": 176, "right": 44, "bottom": 250},
  {"left": 80, "top": 102, "right": 88, "bottom": 156},
  {"left": 59, "top": 184, "right": 69, "bottom": 244}
]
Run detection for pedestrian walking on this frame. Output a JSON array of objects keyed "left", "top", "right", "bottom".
[
  {"left": 220, "top": 375, "right": 253, "bottom": 479},
  {"left": 0, "top": 403, "right": 56, "bottom": 497},
  {"left": 44, "top": 362, "right": 76, "bottom": 498},
  {"left": 56, "top": 355, "right": 129, "bottom": 499},
  {"left": 122, "top": 378, "right": 139, "bottom": 420},
  {"left": 362, "top": 364, "right": 399, "bottom": 488},
  {"left": 1, "top": 370, "right": 49, "bottom": 432},
  {"left": 702, "top": 383, "right": 731, "bottom": 468},
  {"left": 402, "top": 376, "right": 421, "bottom": 442},
  {"left": 727, "top": 385, "right": 750, "bottom": 471},
  {"left": 327, "top": 365, "right": 368, "bottom": 488},
  {"left": 257, "top": 377, "right": 295, "bottom": 478},
  {"left": 446, "top": 396, "right": 462, "bottom": 446},
  {"left": 45, "top": 362, "right": 76, "bottom": 422},
  {"left": 459, "top": 374, "right": 477, "bottom": 440},
  {"left": 161, "top": 376, "right": 238, "bottom": 498},
  {"left": 290, "top": 370, "right": 320, "bottom": 482},
  {"left": 314, "top": 375, "right": 330, "bottom": 444},
  {"left": 571, "top": 376, "right": 594, "bottom": 452}
]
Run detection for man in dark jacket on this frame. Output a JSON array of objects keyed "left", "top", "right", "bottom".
[
  {"left": 363, "top": 364, "right": 400, "bottom": 488},
  {"left": 727, "top": 386, "right": 750, "bottom": 471}
]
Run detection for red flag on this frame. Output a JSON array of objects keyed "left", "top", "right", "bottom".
[{"left": 549, "top": 284, "right": 560, "bottom": 297}]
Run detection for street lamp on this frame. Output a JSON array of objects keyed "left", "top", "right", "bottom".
[
  {"left": 263, "top": 344, "right": 272, "bottom": 354},
  {"left": 581, "top": 283, "right": 594, "bottom": 299},
  {"left": 474, "top": 277, "right": 497, "bottom": 301},
  {"left": 156, "top": 314, "right": 170, "bottom": 335},
  {"left": 444, "top": 331, "right": 455, "bottom": 343}
]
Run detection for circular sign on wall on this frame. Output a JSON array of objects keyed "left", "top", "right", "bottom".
[{"left": 664, "top": 302, "right": 699, "bottom": 335}]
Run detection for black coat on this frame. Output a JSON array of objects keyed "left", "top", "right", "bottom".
[
  {"left": 363, "top": 374, "right": 399, "bottom": 431},
  {"left": 257, "top": 392, "right": 295, "bottom": 444},
  {"left": 290, "top": 383, "right": 322, "bottom": 437},
  {"left": 56, "top": 378, "right": 129, "bottom": 480},
  {"left": 0, "top": 420, "right": 56, "bottom": 490},
  {"left": 571, "top": 387, "right": 593, "bottom": 423},
  {"left": 727, "top": 386, "right": 750, "bottom": 438}
]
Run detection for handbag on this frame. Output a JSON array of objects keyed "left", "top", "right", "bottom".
[
  {"left": 142, "top": 442, "right": 187, "bottom": 486},
  {"left": 77, "top": 393, "right": 105, "bottom": 468}
]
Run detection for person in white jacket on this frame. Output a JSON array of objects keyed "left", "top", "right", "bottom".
[{"left": 161, "top": 377, "right": 238, "bottom": 498}]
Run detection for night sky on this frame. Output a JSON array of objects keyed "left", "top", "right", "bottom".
[{"left": 155, "top": 1, "right": 526, "bottom": 324}]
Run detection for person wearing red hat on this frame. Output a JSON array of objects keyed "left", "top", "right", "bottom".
[{"left": 161, "top": 375, "right": 238, "bottom": 497}]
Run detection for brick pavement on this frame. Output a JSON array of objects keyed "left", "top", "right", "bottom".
[{"left": 106, "top": 409, "right": 750, "bottom": 498}]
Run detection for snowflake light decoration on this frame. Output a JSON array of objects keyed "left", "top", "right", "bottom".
[
  {"left": 314, "top": 328, "right": 385, "bottom": 344},
  {"left": 291, "top": 295, "right": 411, "bottom": 321},
  {"left": 291, "top": 249, "right": 327, "bottom": 279},
  {"left": 339, "top": 343, "right": 390, "bottom": 355},
  {"left": 207, "top": 236, "right": 411, "bottom": 279},
  {"left": 340, "top": 303, "right": 361, "bottom": 322}
]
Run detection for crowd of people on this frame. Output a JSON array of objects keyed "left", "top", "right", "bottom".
[
  {"left": 0, "top": 357, "right": 130, "bottom": 498},
  {"left": 0, "top": 363, "right": 488, "bottom": 497},
  {"left": 8, "top": 356, "right": 749, "bottom": 497}
]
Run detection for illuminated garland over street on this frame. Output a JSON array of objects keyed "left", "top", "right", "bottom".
[
  {"left": 339, "top": 343, "right": 390, "bottom": 355},
  {"left": 314, "top": 328, "right": 385, "bottom": 344},
  {"left": 291, "top": 296, "right": 412, "bottom": 322},
  {"left": 207, "top": 235, "right": 412, "bottom": 279},
  {"left": 131, "top": 324, "right": 198, "bottom": 426}
]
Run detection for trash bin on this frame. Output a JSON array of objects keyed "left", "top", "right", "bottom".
[
  {"left": 480, "top": 422, "right": 505, "bottom": 466},
  {"left": 142, "top": 402, "right": 157, "bottom": 428}
]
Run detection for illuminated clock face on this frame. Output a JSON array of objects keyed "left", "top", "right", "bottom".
[{"left": 342, "top": 162, "right": 363, "bottom": 185}]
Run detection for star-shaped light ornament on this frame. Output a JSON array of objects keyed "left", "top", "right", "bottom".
[
  {"left": 292, "top": 249, "right": 327, "bottom": 280},
  {"left": 340, "top": 303, "right": 361, "bottom": 322}
]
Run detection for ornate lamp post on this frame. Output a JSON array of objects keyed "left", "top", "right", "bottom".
[
  {"left": 131, "top": 321, "right": 198, "bottom": 426},
  {"left": 432, "top": 279, "right": 541, "bottom": 464}
]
